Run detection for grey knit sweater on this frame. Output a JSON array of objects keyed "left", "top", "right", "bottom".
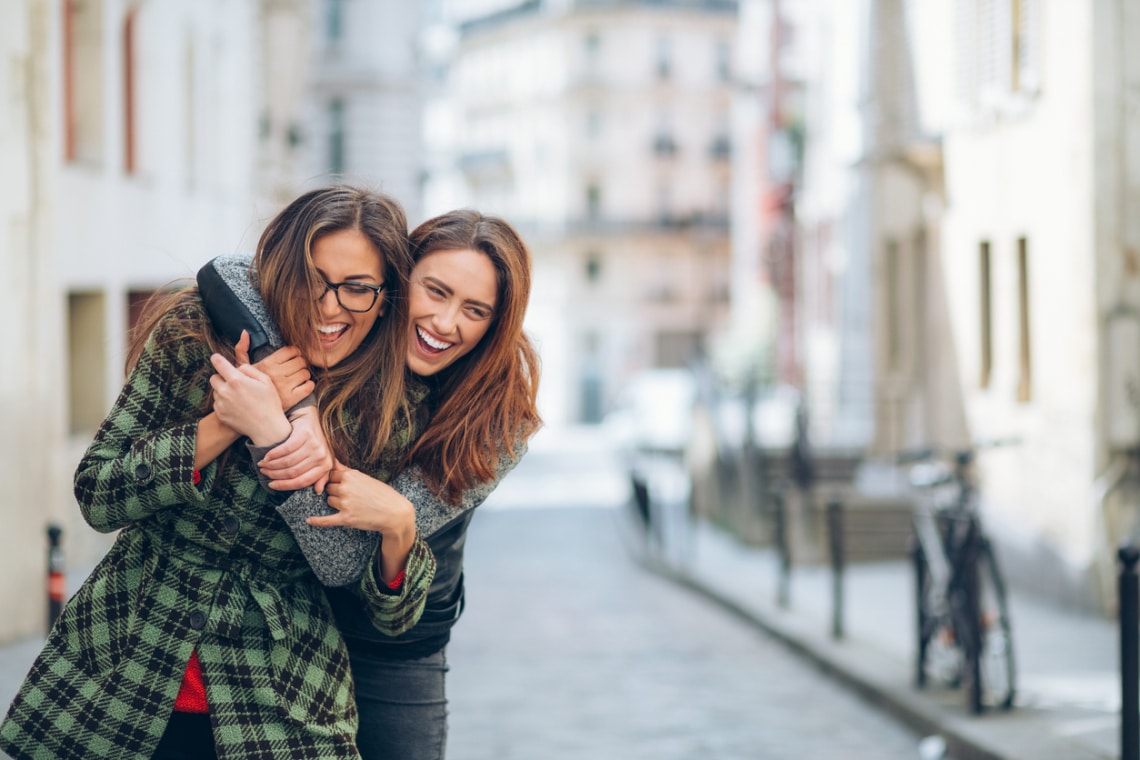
[{"left": 199, "top": 255, "right": 525, "bottom": 587}]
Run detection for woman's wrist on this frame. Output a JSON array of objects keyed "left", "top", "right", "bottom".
[
  {"left": 248, "top": 415, "right": 293, "bottom": 448},
  {"left": 377, "top": 526, "right": 416, "bottom": 586}
]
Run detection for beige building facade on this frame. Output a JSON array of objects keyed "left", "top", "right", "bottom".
[
  {"left": 424, "top": 0, "right": 737, "bottom": 425},
  {"left": 797, "top": 0, "right": 1140, "bottom": 611},
  {"left": 0, "top": 0, "right": 297, "bottom": 643}
]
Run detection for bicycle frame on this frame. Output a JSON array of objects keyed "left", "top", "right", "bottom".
[{"left": 905, "top": 445, "right": 1016, "bottom": 713}]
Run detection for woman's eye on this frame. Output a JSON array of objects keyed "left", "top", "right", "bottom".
[
  {"left": 427, "top": 285, "right": 446, "bottom": 297},
  {"left": 343, "top": 284, "right": 372, "bottom": 296},
  {"left": 466, "top": 307, "right": 490, "bottom": 320}
]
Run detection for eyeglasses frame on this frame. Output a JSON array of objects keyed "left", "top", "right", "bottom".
[{"left": 318, "top": 279, "right": 386, "bottom": 313}]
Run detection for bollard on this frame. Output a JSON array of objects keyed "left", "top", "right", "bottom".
[
  {"left": 773, "top": 491, "right": 790, "bottom": 608},
  {"left": 1121, "top": 542, "right": 1140, "bottom": 760},
  {"left": 827, "top": 500, "right": 844, "bottom": 640},
  {"left": 46, "top": 524, "right": 64, "bottom": 632}
]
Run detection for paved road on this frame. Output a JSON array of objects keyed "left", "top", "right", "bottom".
[{"left": 445, "top": 505, "right": 934, "bottom": 760}]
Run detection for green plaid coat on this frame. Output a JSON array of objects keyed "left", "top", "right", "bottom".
[{"left": 0, "top": 300, "right": 435, "bottom": 760}]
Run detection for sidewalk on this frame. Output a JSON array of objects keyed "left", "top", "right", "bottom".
[
  {"left": 499, "top": 425, "right": 1125, "bottom": 759},
  {"left": 642, "top": 515, "right": 1121, "bottom": 760}
]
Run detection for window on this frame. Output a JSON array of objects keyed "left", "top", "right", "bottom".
[
  {"left": 326, "top": 0, "right": 345, "bottom": 43},
  {"left": 329, "top": 98, "right": 346, "bottom": 175},
  {"left": 1011, "top": 0, "right": 1040, "bottom": 93},
  {"left": 63, "top": 0, "right": 105, "bottom": 164},
  {"left": 655, "top": 35, "right": 671, "bottom": 80},
  {"left": 122, "top": 8, "right": 137, "bottom": 174},
  {"left": 1016, "top": 237, "right": 1031, "bottom": 401},
  {"left": 586, "top": 107, "right": 601, "bottom": 140},
  {"left": 885, "top": 239, "right": 901, "bottom": 371},
  {"left": 715, "top": 38, "right": 731, "bottom": 82},
  {"left": 68, "top": 292, "right": 107, "bottom": 434},
  {"left": 654, "top": 111, "right": 677, "bottom": 157},
  {"left": 585, "top": 31, "right": 600, "bottom": 58},
  {"left": 184, "top": 37, "right": 197, "bottom": 188},
  {"left": 657, "top": 182, "right": 673, "bottom": 223},
  {"left": 584, "top": 251, "right": 602, "bottom": 284},
  {"left": 586, "top": 182, "right": 601, "bottom": 219},
  {"left": 655, "top": 331, "right": 701, "bottom": 369},
  {"left": 979, "top": 240, "right": 993, "bottom": 388},
  {"left": 957, "top": 0, "right": 1041, "bottom": 112}
]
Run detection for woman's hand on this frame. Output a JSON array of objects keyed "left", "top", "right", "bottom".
[
  {"left": 310, "top": 463, "right": 417, "bottom": 584},
  {"left": 244, "top": 341, "right": 314, "bottom": 412},
  {"left": 209, "top": 333, "right": 292, "bottom": 446},
  {"left": 259, "top": 405, "right": 335, "bottom": 493}
]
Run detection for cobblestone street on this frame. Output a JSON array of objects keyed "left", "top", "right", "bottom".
[{"left": 446, "top": 505, "right": 931, "bottom": 760}]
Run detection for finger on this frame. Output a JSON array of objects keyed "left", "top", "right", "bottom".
[
  {"left": 269, "top": 345, "right": 304, "bottom": 363},
  {"left": 260, "top": 458, "right": 307, "bottom": 480},
  {"left": 209, "top": 352, "right": 241, "bottom": 380},
  {"left": 234, "top": 330, "right": 251, "bottom": 366},
  {"left": 276, "top": 355, "right": 310, "bottom": 375},
  {"left": 259, "top": 444, "right": 311, "bottom": 472},
  {"left": 306, "top": 513, "right": 348, "bottom": 528},
  {"left": 284, "top": 366, "right": 312, "bottom": 386},
  {"left": 238, "top": 363, "right": 270, "bottom": 382},
  {"left": 267, "top": 466, "right": 326, "bottom": 492},
  {"left": 259, "top": 432, "right": 305, "bottom": 464},
  {"left": 315, "top": 471, "right": 330, "bottom": 495}
]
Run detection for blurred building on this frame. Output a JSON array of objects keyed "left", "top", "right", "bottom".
[
  {"left": 0, "top": 0, "right": 305, "bottom": 643},
  {"left": 422, "top": 0, "right": 737, "bottom": 426},
  {"left": 2, "top": 0, "right": 64, "bottom": 644},
  {"left": 289, "top": 0, "right": 426, "bottom": 222},
  {"left": 795, "top": 0, "right": 1140, "bottom": 612}
]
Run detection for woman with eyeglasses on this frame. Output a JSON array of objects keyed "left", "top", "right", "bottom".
[
  {"left": 197, "top": 208, "right": 542, "bottom": 760},
  {"left": 0, "top": 185, "right": 434, "bottom": 760}
]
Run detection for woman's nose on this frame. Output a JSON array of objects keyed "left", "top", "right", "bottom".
[
  {"left": 318, "top": 287, "right": 341, "bottom": 315},
  {"left": 432, "top": 305, "right": 460, "bottom": 335}
]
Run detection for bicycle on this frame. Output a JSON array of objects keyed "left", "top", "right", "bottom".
[{"left": 900, "top": 441, "right": 1017, "bottom": 714}]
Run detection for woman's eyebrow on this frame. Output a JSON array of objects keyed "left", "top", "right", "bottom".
[
  {"left": 465, "top": 297, "right": 495, "bottom": 313},
  {"left": 317, "top": 268, "right": 380, "bottom": 282},
  {"left": 422, "top": 275, "right": 453, "bottom": 294},
  {"left": 423, "top": 276, "right": 495, "bottom": 312}
]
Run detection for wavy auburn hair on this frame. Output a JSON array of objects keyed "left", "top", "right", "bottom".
[
  {"left": 407, "top": 210, "right": 542, "bottom": 502},
  {"left": 253, "top": 185, "right": 413, "bottom": 466}
]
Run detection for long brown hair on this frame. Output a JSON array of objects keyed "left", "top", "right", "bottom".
[
  {"left": 254, "top": 185, "right": 412, "bottom": 466},
  {"left": 128, "top": 185, "right": 413, "bottom": 467},
  {"left": 406, "top": 210, "right": 542, "bottom": 501}
]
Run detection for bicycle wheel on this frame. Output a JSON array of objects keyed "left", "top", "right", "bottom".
[
  {"left": 972, "top": 538, "right": 1016, "bottom": 711},
  {"left": 915, "top": 541, "right": 963, "bottom": 689},
  {"left": 914, "top": 539, "right": 929, "bottom": 688}
]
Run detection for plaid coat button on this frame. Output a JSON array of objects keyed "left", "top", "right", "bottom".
[
  {"left": 223, "top": 515, "right": 240, "bottom": 535},
  {"left": 188, "top": 611, "right": 206, "bottom": 630},
  {"left": 134, "top": 463, "right": 152, "bottom": 482}
]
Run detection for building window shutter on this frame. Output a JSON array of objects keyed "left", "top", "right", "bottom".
[
  {"left": 954, "top": 0, "right": 979, "bottom": 112},
  {"left": 1014, "top": 0, "right": 1041, "bottom": 94}
]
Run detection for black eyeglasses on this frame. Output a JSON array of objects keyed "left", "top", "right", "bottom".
[{"left": 318, "top": 280, "right": 386, "bottom": 313}]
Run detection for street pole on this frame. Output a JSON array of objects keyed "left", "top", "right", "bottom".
[{"left": 1120, "top": 542, "right": 1139, "bottom": 760}]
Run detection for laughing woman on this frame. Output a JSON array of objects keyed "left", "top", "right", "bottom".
[
  {"left": 198, "top": 209, "right": 543, "bottom": 760},
  {"left": 0, "top": 185, "right": 434, "bottom": 760}
]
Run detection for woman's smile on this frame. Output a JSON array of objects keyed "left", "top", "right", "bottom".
[{"left": 405, "top": 248, "right": 497, "bottom": 377}]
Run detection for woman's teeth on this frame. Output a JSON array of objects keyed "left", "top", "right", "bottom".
[
  {"left": 318, "top": 325, "right": 346, "bottom": 337},
  {"left": 418, "top": 326, "right": 452, "bottom": 351}
]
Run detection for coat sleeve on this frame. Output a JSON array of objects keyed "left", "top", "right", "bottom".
[
  {"left": 270, "top": 432, "right": 528, "bottom": 588},
  {"left": 393, "top": 435, "right": 530, "bottom": 540},
  {"left": 74, "top": 306, "right": 221, "bottom": 533},
  {"left": 347, "top": 434, "right": 529, "bottom": 635}
]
